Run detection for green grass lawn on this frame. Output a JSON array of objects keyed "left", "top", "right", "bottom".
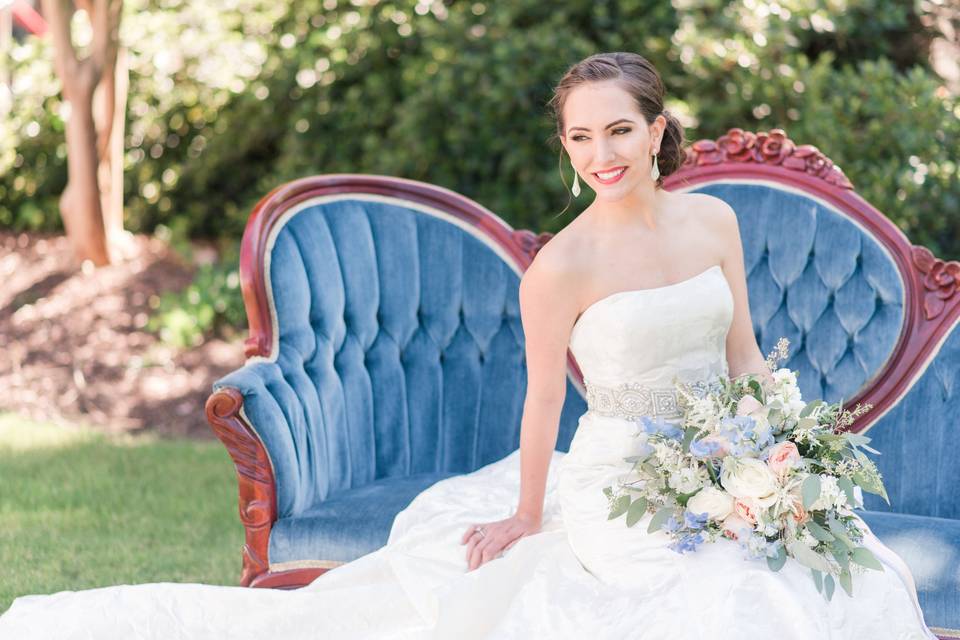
[{"left": 0, "top": 413, "right": 244, "bottom": 613}]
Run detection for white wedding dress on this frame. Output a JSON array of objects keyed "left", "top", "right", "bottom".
[{"left": 0, "top": 263, "right": 938, "bottom": 639}]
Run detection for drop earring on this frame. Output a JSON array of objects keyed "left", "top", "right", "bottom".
[
  {"left": 650, "top": 152, "right": 660, "bottom": 181},
  {"left": 571, "top": 159, "right": 581, "bottom": 197}
]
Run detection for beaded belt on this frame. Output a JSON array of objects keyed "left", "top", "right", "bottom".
[
  {"left": 583, "top": 377, "right": 720, "bottom": 421},
  {"left": 584, "top": 378, "right": 682, "bottom": 420}
]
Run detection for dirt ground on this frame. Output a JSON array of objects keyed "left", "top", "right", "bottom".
[{"left": 0, "top": 231, "right": 245, "bottom": 439}]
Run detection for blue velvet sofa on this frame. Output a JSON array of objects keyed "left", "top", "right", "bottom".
[{"left": 205, "top": 128, "right": 959, "bottom": 638}]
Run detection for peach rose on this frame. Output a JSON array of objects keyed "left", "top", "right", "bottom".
[
  {"left": 734, "top": 498, "right": 760, "bottom": 525},
  {"left": 766, "top": 441, "right": 801, "bottom": 479},
  {"left": 721, "top": 513, "right": 753, "bottom": 541},
  {"left": 790, "top": 501, "right": 810, "bottom": 525},
  {"left": 736, "top": 395, "right": 764, "bottom": 416}
]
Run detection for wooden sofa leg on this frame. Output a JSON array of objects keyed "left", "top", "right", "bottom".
[{"left": 205, "top": 387, "right": 277, "bottom": 587}]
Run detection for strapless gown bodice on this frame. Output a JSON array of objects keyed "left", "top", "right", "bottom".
[
  {"left": 0, "top": 263, "right": 938, "bottom": 639},
  {"left": 569, "top": 263, "right": 733, "bottom": 389}
]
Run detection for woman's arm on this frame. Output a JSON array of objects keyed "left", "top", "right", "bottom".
[
  {"left": 714, "top": 201, "right": 775, "bottom": 385},
  {"left": 512, "top": 243, "right": 582, "bottom": 525},
  {"left": 461, "top": 239, "right": 582, "bottom": 570}
]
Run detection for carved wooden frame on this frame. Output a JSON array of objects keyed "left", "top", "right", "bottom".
[{"left": 662, "top": 127, "right": 960, "bottom": 432}]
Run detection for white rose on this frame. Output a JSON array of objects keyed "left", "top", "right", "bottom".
[
  {"left": 720, "top": 457, "right": 780, "bottom": 502},
  {"left": 687, "top": 486, "right": 735, "bottom": 521}
]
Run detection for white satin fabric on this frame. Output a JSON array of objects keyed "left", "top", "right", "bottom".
[{"left": 0, "top": 264, "right": 938, "bottom": 639}]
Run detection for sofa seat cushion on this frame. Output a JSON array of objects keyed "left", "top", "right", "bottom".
[
  {"left": 859, "top": 509, "right": 960, "bottom": 632},
  {"left": 268, "top": 471, "right": 460, "bottom": 567}
]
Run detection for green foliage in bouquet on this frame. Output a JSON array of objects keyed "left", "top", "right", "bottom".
[{"left": 603, "top": 337, "right": 891, "bottom": 601}]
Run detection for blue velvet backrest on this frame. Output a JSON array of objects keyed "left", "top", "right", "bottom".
[
  {"left": 687, "top": 182, "right": 905, "bottom": 401},
  {"left": 224, "top": 195, "right": 585, "bottom": 518},
  {"left": 685, "top": 181, "right": 959, "bottom": 519}
]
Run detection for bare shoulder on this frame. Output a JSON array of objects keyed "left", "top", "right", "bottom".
[
  {"left": 520, "top": 229, "right": 583, "bottom": 297},
  {"left": 681, "top": 194, "right": 745, "bottom": 273},
  {"left": 519, "top": 226, "right": 588, "bottom": 318},
  {"left": 684, "top": 192, "right": 737, "bottom": 226},
  {"left": 679, "top": 192, "right": 740, "bottom": 246}
]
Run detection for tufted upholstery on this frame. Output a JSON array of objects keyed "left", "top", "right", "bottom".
[
  {"left": 213, "top": 193, "right": 586, "bottom": 568},
  {"left": 689, "top": 183, "right": 905, "bottom": 403}
]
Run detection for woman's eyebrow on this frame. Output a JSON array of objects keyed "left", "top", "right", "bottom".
[{"left": 567, "top": 118, "right": 635, "bottom": 133}]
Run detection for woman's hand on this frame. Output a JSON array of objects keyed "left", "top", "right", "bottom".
[{"left": 460, "top": 511, "right": 542, "bottom": 572}]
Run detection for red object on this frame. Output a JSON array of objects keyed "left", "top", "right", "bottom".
[{"left": 12, "top": 1, "right": 47, "bottom": 36}]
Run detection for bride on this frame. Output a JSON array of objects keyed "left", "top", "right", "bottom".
[{"left": 0, "top": 52, "right": 938, "bottom": 639}]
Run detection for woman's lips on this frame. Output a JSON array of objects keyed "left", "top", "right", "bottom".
[{"left": 593, "top": 166, "right": 627, "bottom": 185}]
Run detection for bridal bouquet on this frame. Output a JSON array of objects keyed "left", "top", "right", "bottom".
[{"left": 603, "top": 337, "right": 890, "bottom": 601}]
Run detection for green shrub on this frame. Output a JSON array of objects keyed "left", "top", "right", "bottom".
[
  {"left": 147, "top": 237, "right": 246, "bottom": 347},
  {"left": 4, "top": 0, "right": 957, "bottom": 260}
]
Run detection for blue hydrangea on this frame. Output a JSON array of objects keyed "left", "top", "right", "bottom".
[
  {"left": 663, "top": 515, "right": 682, "bottom": 533},
  {"left": 683, "top": 509, "right": 709, "bottom": 530},
  {"left": 637, "top": 415, "right": 683, "bottom": 440},
  {"left": 689, "top": 438, "right": 723, "bottom": 458},
  {"left": 668, "top": 532, "right": 705, "bottom": 554}
]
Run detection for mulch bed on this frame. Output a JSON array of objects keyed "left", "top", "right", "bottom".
[{"left": 0, "top": 231, "right": 245, "bottom": 439}]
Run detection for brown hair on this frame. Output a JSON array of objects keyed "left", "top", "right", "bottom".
[{"left": 546, "top": 52, "right": 687, "bottom": 215}]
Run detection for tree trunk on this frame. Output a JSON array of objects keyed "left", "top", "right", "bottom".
[
  {"left": 96, "top": 46, "right": 127, "bottom": 248},
  {"left": 41, "top": 0, "right": 123, "bottom": 267},
  {"left": 60, "top": 80, "right": 109, "bottom": 264}
]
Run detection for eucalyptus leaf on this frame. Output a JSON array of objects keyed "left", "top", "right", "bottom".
[
  {"left": 766, "top": 544, "right": 787, "bottom": 571},
  {"left": 844, "top": 433, "right": 871, "bottom": 445},
  {"left": 811, "top": 568, "right": 824, "bottom": 592},
  {"left": 838, "top": 568, "right": 853, "bottom": 597},
  {"left": 802, "top": 474, "right": 821, "bottom": 509},
  {"left": 827, "top": 518, "right": 856, "bottom": 549},
  {"left": 829, "top": 541, "right": 850, "bottom": 571},
  {"left": 799, "top": 399, "right": 824, "bottom": 418},
  {"left": 805, "top": 520, "right": 835, "bottom": 542},
  {"left": 836, "top": 476, "right": 857, "bottom": 507},
  {"left": 850, "top": 546, "right": 883, "bottom": 571},
  {"left": 824, "top": 573, "right": 836, "bottom": 601},
  {"left": 608, "top": 495, "right": 630, "bottom": 520},
  {"left": 626, "top": 497, "right": 649, "bottom": 528},
  {"left": 647, "top": 506, "right": 675, "bottom": 534},
  {"left": 787, "top": 541, "right": 832, "bottom": 573},
  {"left": 681, "top": 427, "right": 698, "bottom": 454}
]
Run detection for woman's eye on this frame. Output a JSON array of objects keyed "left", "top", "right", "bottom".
[{"left": 573, "top": 128, "right": 631, "bottom": 142}]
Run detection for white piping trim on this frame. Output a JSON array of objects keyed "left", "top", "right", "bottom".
[{"left": 269, "top": 559, "right": 346, "bottom": 571}]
